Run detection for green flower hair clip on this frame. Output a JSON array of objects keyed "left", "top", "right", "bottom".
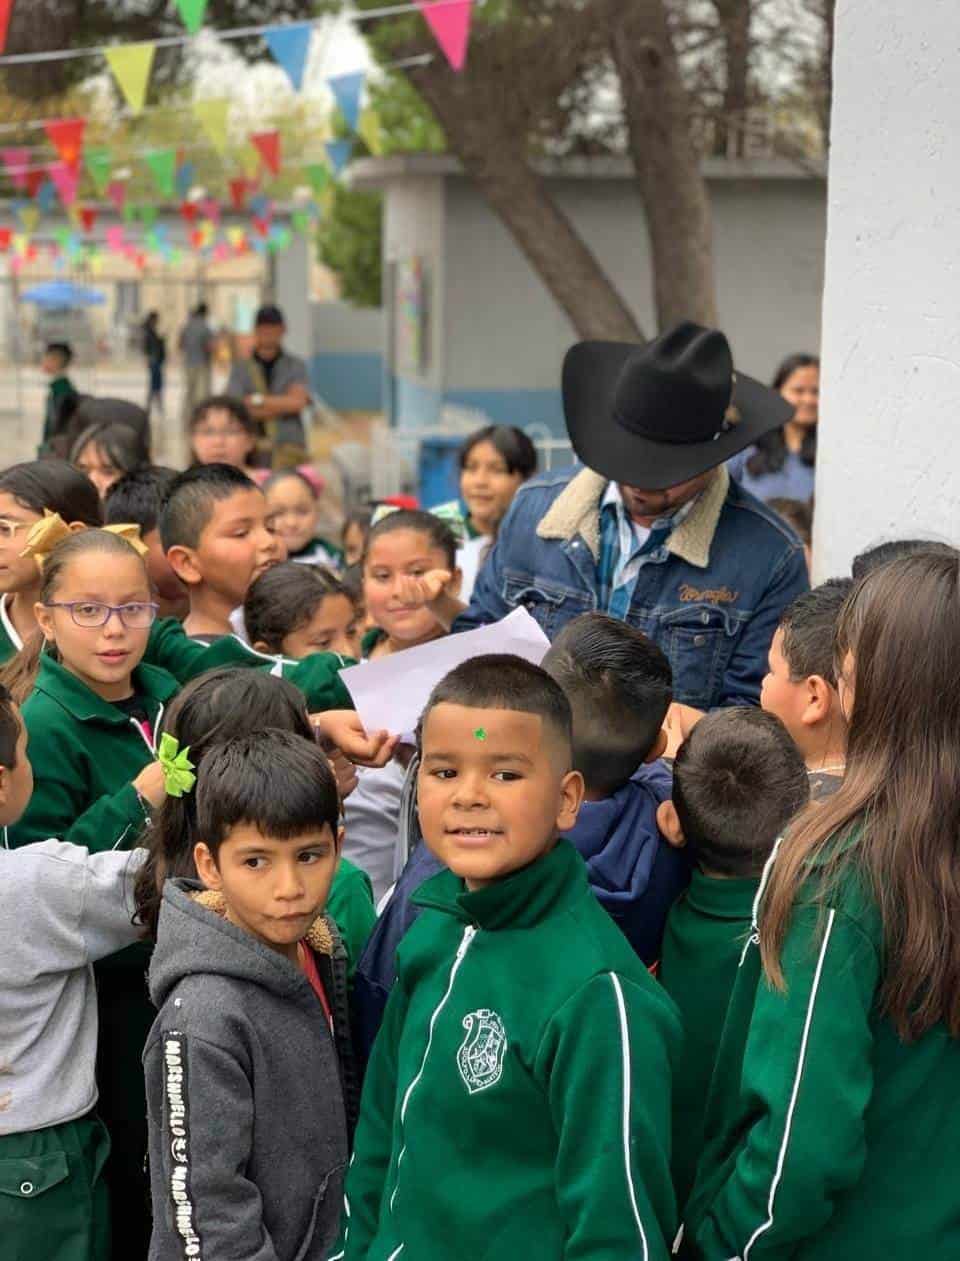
[{"left": 157, "top": 732, "right": 196, "bottom": 799}]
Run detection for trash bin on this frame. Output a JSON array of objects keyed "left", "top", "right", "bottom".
[{"left": 418, "top": 434, "right": 463, "bottom": 508}]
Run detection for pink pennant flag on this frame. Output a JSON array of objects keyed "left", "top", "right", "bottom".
[
  {"left": 415, "top": 0, "right": 474, "bottom": 72},
  {"left": 107, "top": 181, "right": 127, "bottom": 214},
  {"left": 48, "top": 161, "right": 78, "bottom": 207},
  {"left": 106, "top": 226, "right": 126, "bottom": 253},
  {"left": 212, "top": 242, "right": 231, "bottom": 262},
  {"left": 200, "top": 197, "right": 221, "bottom": 223},
  {"left": 2, "top": 148, "right": 30, "bottom": 190}
]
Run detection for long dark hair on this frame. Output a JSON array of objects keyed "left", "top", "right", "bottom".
[
  {"left": 70, "top": 421, "right": 150, "bottom": 476},
  {"left": 133, "top": 668, "right": 319, "bottom": 937},
  {"left": 746, "top": 353, "right": 819, "bottom": 477},
  {"left": 244, "top": 562, "right": 353, "bottom": 653},
  {"left": 0, "top": 529, "right": 150, "bottom": 703},
  {"left": 760, "top": 552, "right": 960, "bottom": 1040},
  {"left": 0, "top": 459, "right": 102, "bottom": 528}
]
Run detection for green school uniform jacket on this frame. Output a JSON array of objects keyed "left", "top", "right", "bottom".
[
  {"left": 0, "top": 594, "right": 21, "bottom": 665},
  {"left": 328, "top": 857, "right": 376, "bottom": 978},
  {"left": 659, "top": 871, "right": 760, "bottom": 1212},
  {"left": 681, "top": 845, "right": 960, "bottom": 1260},
  {"left": 10, "top": 654, "right": 179, "bottom": 851},
  {"left": 342, "top": 839, "right": 682, "bottom": 1261}
]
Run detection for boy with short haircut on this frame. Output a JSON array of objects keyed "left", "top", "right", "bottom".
[
  {"left": 657, "top": 707, "right": 809, "bottom": 1209},
  {"left": 760, "top": 578, "right": 851, "bottom": 797},
  {"left": 344, "top": 654, "right": 681, "bottom": 1261},
  {"left": 158, "top": 462, "right": 284, "bottom": 641},
  {"left": 105, "top": 465, "right": 187, "bottom": 621},
  {"left": 542, "top": 612, "right": 689, "bottom": 962},
  {"left": 40, "top": 340, "right": 79, "bottom": 452},
  {"left": 145, "top": 729, "right": 350, "bottom": 1261},
  {"left": 0, "top": 682, "right": 146, "bottom": 1259}
]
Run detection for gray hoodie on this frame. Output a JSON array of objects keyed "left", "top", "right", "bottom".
[
  {"left": 144, "top": 879, "right": 349, "bottom": 1261},
  {"left": 0, "top": 840, "right": 145, "bottom": 1136}
]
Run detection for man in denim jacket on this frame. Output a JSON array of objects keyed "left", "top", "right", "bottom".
[{"left": 455, "top": 324, "right": 809, "bottom": 715}]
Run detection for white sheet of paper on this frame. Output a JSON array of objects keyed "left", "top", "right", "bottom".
[{"left": 340, "top": 608, "right": 552, "bottom": 737}]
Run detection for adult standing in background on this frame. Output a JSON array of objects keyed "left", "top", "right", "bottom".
[
  {"left": 178, "top": 302, "right": 214, "bottom": 428},
  {"left": 142, "top": 311, "right": 166, "bottom": 423},
  {"left": 730, "top": 353, "right": 820, "bottom": 502},
  {"left": 225, "top": 304, "right": 311, "bottom": 471}
]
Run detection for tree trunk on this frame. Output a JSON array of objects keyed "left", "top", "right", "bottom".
[
  {"left": 820, "top": 0, "right": 836, "bottom": 145},
  {"left": 713, "top": 0, "right": 752, "bottom": 157},
  {"left": 409, "top": 67, "right": 643, "bottom": 342},
  {"left": 609, "top": 1, "right": 719, "bottom": 330}
]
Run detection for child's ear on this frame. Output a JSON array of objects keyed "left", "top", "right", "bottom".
[
  {"left": 644, "top": 728, "right": 668, "bottom": 763},
  {"left": 334, "top": 824, "right": 345, "bottom": 854},
  {"left": 0, "top": 763, "right": 10, "bottom": 808},
  {"left": 657, "top": 799, "right": 686, "bottom": 849},
  {"left": 557, "top": 769, "right": 585, "bottom": 833},
  {"left": 193, "top": 841, "right": 223, "bottom": 890},
  {"left": 166, "top": 545, "right": 204, "bottom": 588},
  {"left": 34, "top": 602, "right": 55, "bottom": 643},
  {"left": 801, "top": 675, "right": 834, "bottom": 728},
  {"left": 447, "top": 567, "right": 463, "bottom": 599},
  {"left": 252, "top": 639, "right": 272, "bottom": 654}
]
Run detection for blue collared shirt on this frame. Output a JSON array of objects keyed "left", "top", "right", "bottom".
[{"left": 598, "top": 484, "right": 696, "bottom": 620}]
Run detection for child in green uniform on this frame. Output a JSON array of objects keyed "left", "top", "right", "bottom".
[
  {"left": 760, "top": 579, "right": 852, "bottom": 798},
  {"left": 40, "top": 341, "right": 79, "bottom": 454},
  {"left": 244, "top": 561, "right": 361, "bottom": 660},
  {"left": 159, "top": 462, "right": 285, "bottom": 641},
  {"left": 656, "top": 708, "right": 809, "bottom": 1210},
  {"left": 343, "top": 654, "right": 681, "bottom": 1261},
  {"left": 0, "top": 461, "right": 102, "bottom": 665},
  {"left": 264, "top": 468, "right": 344, "bottom": 568},
  {"left": 0, "top": 683, "right": 146, "bottom": 1261},
  {"left": 681, "top": 550, "right": 960, "bottom": 1259}
]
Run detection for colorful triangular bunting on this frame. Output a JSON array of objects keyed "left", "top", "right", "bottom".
[
  {"left": 328, "top": 71, "right": 365, "bottom": 134},
  {"left": 304, "top": 163, "right": 330, "bottom": 196},
  {"left": 18, "top": 205, "right": 39, "bottom": 234},
  {"left": 44, "top": 119, "right": 86, "bottom": 172},
  {"left": 145, "top": 149, "right": 177, "bottom": 199},
  {"left": 175, "top": 160, "right": 196, "bottom": 200},
  {"left": 264, "top": 22, "right": 312, "bottom": 93},
  {"left": 228, "top": 177, "right": 250, "bottom": 211},
  {"left": 85, "top": 147, "right": 113, "bottom": 194},
  {"left": 0, "top": 1, "right": 13, "bottom": 56},
  {"left": 105, "top": 42, "right": 157, "bottom": 114},
  {"left": 250, "top": 131, "right": 281, "bottom": 177},
  {"left": 48, "top": 162, "right": 78, "bottom": 207},
  {"left": 80, "top": 207, "right": 98, "bottom": 234},
  {"left": 107, "top": 180, "right": 127, "bottom": 214},
  {"left": 325, "top": 139, "right": 353, "bottom": 176},
  {"left": 175, "top": 0, "right": 208, "bottom": 35},
  {"left": 2, "top": 148, "right": 29, "bottom": 190},
  {"left": 25, "top": 169, "right": 45, "bottom": 199},
  {"left": 194, "top": 99, "right": 230, "bottom": 152},
  {"left": 416, "top": 0, "right": 474, "bottom": 72}
]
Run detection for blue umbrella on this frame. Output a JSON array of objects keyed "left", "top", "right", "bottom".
[{"left": 21, "top": 280, "right": 106, "bottom": 308}]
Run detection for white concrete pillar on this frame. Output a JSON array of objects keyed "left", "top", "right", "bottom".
[{"left": 813, "top": 0, "right": 960, "bottom": 578}]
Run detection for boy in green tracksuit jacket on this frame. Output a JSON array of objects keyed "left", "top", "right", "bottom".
[
  {"left": 343, "top": 654, "right": 681, "bottom": 1261},
  {"left": 655, "top": 708, "right": 809, "bottom": 1210}
]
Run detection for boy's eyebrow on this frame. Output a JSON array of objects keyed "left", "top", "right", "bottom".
[
  {"left": 232, "top": 839, "right": 332, "bottom": 855},
  {"left": 422, "top": 750, "right": 535, "bottom": 766}
]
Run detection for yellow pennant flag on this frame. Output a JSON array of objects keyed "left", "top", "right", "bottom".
[
  {"left": 358, "top": 108, "right": 383, "bottom": 157},
  {"left": 12, "top": 233, "right": 29, "bottom": 255},
  {"left": 193, "top": 99, "right": 230, "bottom": 153},
  {"left": 226, "top": 226, "right": 246, "bottom": 248},
  {"left": 105, "top": 43, "right": 157, "bottom": 115},
  {"left": 18, "top": 206, "right": 39, "bottom": 233},
  {"left": 198, "top": 221, "right": 215, "bottom": 247},
  {"left": 90, "top": 252, "right": 106, "bottom": 276}
]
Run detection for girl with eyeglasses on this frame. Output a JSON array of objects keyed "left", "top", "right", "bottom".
[
  {"left": 0, "top": 460, "right": 102, "bottom": 664},
  {"left": 5, "top": 528, "right": 175, "bottom": 852}
]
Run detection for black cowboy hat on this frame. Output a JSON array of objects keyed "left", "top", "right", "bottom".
[{"left": 563, "top": 321, "right": 794, "bottom": 491}]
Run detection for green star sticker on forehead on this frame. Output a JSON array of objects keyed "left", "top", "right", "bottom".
[{"left": 473, "top": 727, "right": 487, "bottom": 742}]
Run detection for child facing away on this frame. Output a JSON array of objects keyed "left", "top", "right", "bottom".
[
  {"left": 40, "top": 340, "right": 80, "bottom": 454},
  {"left": 760, "top": 578, "right": 851, "bottom": 797},
  {"left": 104, "top": 465, "right": 188, "bottom": 621},
  {"left": 0, "top": 682, "right": 146, "bottom": 1261},
  {"left": 264, "top": 468, "right": 343, "bottom": 567},
  {"left": 244, "top": 561, "right": 361, "bottom": 660},
  {"left": 680, "top": 551, "right": 960, "bottom": 1259},
  {"left": 343, "top": 655, "right": 681, "bottom": 1261},
  {"left": 159, "top": 462, "right": 285, "bottom": 642},
  {"left": 144, "top": 729, "right": 350, "bottom": 1261},
  {"left": 0, "top": 460, "right": 102, "bottom": 664},
  {"left": 656, "top": 708, "right": 809, "bottom": 1211}
]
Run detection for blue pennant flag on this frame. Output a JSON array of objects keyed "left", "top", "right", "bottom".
[
  {"left": 248, "top": 192, "right": 271, "bottom": 219},
  {"left": 265, "top": 22, "right": 313, "bottom": 93},
  {"left": 325, "top": 139, "right": 354, "bottom": 177},
  {"left": 328, "top": 71, "right": 365, "bottom": 134},
  {"left": 176, "top": 161, "right": 195, "bottom": 200},
  {"left": 37, "top": 181, "right": 56, "bottom": 213}
]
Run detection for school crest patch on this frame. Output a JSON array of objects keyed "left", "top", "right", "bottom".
[{"left": 456, "top": 1009, "right": 507, "bottom": 1095}]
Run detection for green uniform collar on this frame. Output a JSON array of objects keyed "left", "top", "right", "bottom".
[
  {"left": 684, "top": 869, "right": 760, "bottom": 921},
  {"left": 412, "top": 838, "right": 587, "bottom": 930},
  {"left": 35, "top": 652, "right": 179, "bottom": 724},
  {"left": 361, "top": 626, "right": 387, "bottom": 658}
]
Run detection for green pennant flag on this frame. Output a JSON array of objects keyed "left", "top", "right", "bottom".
[
  {"left": 123, "top": 200, "right": 138, "bottom": 224},
  {"left": 54, "top": 226, "right": 73, "bottom": 250},
  {"left": 291, "top": 210, "right": 312, "bottom": 235},
  {"left": 304, "top": 162, "right": 330, "bottom": 196},
  {"left": 139, "top": 205, "right": 158, "bottom": 228},
  {"left": 145, "top": 228, "right": 160, "bottom": 251},
  {"left": 176, "top": 0, "right": 208, "bottom": 35},
  {"left": 84, "top": 147, "right": 113, "bottom": 194},
  {"left": 267, "top": 226, "right": 293, "bottom": 253},
  {"left": 145, "top": 149, "right": 176, "bottom": 199}
]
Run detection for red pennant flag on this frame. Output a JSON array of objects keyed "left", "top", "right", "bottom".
[
  {"left": 107, "top": 180, "right": 127, "bottom": 214},
  {"left": 250, "top": 131, "right": 281, "bottom": 177},
  {"left": 189, "top": 228, "right": 205, "bottom": 250},
  {"left": 0, "top": 1, "right": 13, "bottom": 55},
  {"left": 80, "top": 207, "right": 97, "bottom": 234},
  {"left": 251, "top": 216, "right": 272, "bottom": 238},
  {"left": 180, "top": 201, "right": 198, "bottom": 224},
  {"left": 44, "top": 119, "right": 86, "bottom": 172},
  {"left": 25, "top": 169, "right": 45, "bottom": 198},
  {"left": 228, "top": 178, "right": 249, "bottom": 211},
  {"left": 26, "top": 243, "right": 38, "bottom": 263},
  {"left": 0, "top": 228, "right": 11, "bottom": 252}
]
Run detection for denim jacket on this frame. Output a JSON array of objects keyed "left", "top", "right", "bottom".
[{"left": 455, "top": 466, "right": 809, "bottom": 709}]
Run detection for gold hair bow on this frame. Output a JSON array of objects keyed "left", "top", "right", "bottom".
[{"left": 21, "top": 511, "right": 150, "bottom": 570}]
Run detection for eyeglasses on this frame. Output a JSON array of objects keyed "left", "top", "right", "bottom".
[
  {"left": 0, "top": 519, "right": 31, "bottom": 542},
  {"left": 44, "top": 601, "right": 159, "bottom": 629}
]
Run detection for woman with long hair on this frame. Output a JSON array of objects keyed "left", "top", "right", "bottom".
[
  {"left": 683, "top": 549, "right": 960, "bottom": 1258},
  {"left": 733, "top": 353, "right": 819, "bottom": 504}
]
